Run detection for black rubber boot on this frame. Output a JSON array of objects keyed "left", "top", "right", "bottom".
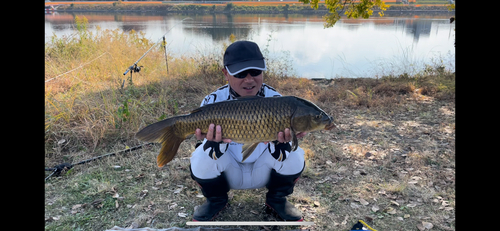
[
  {"left": 265, "top": 165, "right": 305, "bottom": 221},
  {"left": 190, "top": 167, "right": 230, "bottom": 221}
]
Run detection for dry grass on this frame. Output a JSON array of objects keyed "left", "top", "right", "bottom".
[{"left": 45, "top": 18, "right": 455, "bottom": 231}]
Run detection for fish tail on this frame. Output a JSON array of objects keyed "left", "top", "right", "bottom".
[
  {"left": 136, "top": 117, "right": 184, "bottom": 167},
  {"left": 156, "top": 129, "right": 184, "bottom": 167}
]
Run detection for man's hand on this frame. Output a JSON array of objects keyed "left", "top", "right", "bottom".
[
  {"left": 265, "top": 128, "right": 308, "bottom": 144},
  {"left": 195, "top": 124, "right": 232, "bottom": 143},
  {"left": 195, "top": 124, "right": 231, "bottom": 160},
  {"left": 266, "top": 128, "right": 307, "bottom": 162}
]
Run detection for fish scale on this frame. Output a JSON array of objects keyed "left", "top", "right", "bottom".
[{"left": 180, "top": 97, "right": 292, "bottom": 143}]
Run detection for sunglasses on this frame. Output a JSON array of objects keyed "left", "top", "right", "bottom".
[{"left": 232, "top": 69, "right": 263, "bottom": 79}]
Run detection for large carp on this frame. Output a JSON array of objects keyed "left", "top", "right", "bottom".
[{"left": 136, "top": 96, "right": 336, "bottom": 167}]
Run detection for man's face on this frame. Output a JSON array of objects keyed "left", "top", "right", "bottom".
[{"left": 223, "top": 68, "right": 263, "bottom": 97}]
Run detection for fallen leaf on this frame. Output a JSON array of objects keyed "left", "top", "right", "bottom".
[
  {"left": 135, "top": 173, "right": 145, "bottom": 179},
  {"left": 385, "top": 207, "right": 396, "bottom": 214},
  {"left": 127, "top": 222, "right": 140, "bottom": 229},
  {"left": 174, "top": 185, "right": 184, "bottom": 193},
  {"left": 372, "top": 205, "right": 380, "bottom": 212},
  {"left": 178, "top": 212, "right": 188, "bottom": 218},
  {"left": 337, "top": 166, "right": 348, "bottom": 173},
  {"left": 315, "top": 176, "right": 331, "bottom": 184},
  {"left": 326, "top": 160, "right": 333, "bottom": 165},
  {"left": 397, "top": 217, "right": 404, "bottom": 221},
  {"left": 341, "top": 220, "right": 347, "bottom": 226},
  {"left": 404, "top": 214, "right": 411, "bottom": 218},
  {"left": 168, "top": 203, "right": 178, "bottom": 210},
  {"left": 115, "top": 200, "right": 119, "bottom": 208},
  {"left": 313, "top": 201, "right": 320, "bottom": 207},
  {"left": 138, "top": 190, "right": 148, "bottom": 199},
  {"left": 331, "top": 176, "right": 343, "bottom": 184},
  {"left": 359, "top": 198, "right": 369, "bottom": 206},
  {"left": 350, "top": 202, "right": 360, "bottom": 209},
  {"left": 407, "top": 203, "right": 417, "bottom": 208},
  {"left": 422, "top": 221, "right": 433, "bottom": 229},
  {"left": 72, "top": 204, "right": 82, "bottom": 210},
  {"left": 112, "top": 193, "right": 120, "bottom": 198},
  {"left": 390, "top": 200, "right": 400, "bottom": 206},
  {"left": 91, "top": 199, "right": 104, "bottom": 208},
  {"left": 416, "top": 223, "right": 425, "bottom": 231}
]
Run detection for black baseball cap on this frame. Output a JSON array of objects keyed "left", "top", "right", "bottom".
[{"left": 223, "top": 41, "right": 267, "bottom": 76}]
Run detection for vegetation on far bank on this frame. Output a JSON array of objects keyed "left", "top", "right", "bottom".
[
  {"left": 56, "top": 1, "right": 454, "bottom": 14},
  {"left": 45, "top": 18, "right": 455, "bottom": 230}
]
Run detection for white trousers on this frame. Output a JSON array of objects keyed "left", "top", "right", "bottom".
[{"left": 190, "top": 145, "right": 305, "bottom": 190}]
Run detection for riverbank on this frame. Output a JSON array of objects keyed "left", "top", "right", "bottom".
[
  {"left": 45, "top": 22, "right": 455, "bottom": 231},
  {"left": 54, "top": 2, "right": 454, "bottom": 14}
]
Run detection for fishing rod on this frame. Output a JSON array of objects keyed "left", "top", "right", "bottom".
[
  {"left": 122, "top": 17, "right": 193, "bottom": 85},
  {"left": 45, "top": 143, "right": 155, "bottom": 181}
]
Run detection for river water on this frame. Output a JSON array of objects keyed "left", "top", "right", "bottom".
[{"left": 45, "top": 11, "right": 455, "bottom": 78}]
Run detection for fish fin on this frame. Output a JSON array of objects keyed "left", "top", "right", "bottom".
[
  {"left": 235, "top": 96, "right": 262, "bottom": 100},
  {"left": 157, "top": 133, "right": 184, "bottom": 167},
  {"left": 136, "top": 117, "right": 186, "bottom": 167},
  {"left": 189, "top": 107, "right": 203, "bottom": 114},
  {"left": 241, "top": 142, "right": 260, "bottom": 162},
  {"left": 290, "top": 128, "right": 298, "bottom": 151}
]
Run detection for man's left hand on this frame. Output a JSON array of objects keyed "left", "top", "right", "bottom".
[{"left": 265, "top": 128, "right": 307, "bottom": 144}]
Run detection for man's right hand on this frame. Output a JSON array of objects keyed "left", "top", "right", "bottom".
[
  {"left": 195, "top": 124, "right": 232, "bottom": 143},
  {"left": 195, "top": 124, "right": 231, "bottom": 160}
]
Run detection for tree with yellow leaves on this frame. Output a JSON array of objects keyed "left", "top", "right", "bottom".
[{"left": 299, "top": 0, "right": 389, "bottom": 28}]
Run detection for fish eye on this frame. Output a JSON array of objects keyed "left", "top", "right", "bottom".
[{"left": 315, "top": 114, "right": 322, "bottom": 119}]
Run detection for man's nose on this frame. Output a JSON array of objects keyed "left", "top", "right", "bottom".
[{"left": 243, "top": 73, "right": 254, "bottom": 81}]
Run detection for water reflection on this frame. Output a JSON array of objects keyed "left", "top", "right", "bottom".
[{"left": 45, "top": 12, "right": 455, "bottom": 78}]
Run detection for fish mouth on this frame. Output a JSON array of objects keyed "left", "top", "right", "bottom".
[
  {"left": 325, "top": 122, "right": 337, "bottom": 130},
  {"left": 324, "top": 116, "right": 336, "bottom": 130}
]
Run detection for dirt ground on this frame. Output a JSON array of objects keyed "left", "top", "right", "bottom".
[{"left": 45, "top": 89, "right": 454, "bottom": 231}]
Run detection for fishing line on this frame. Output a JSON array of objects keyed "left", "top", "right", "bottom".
[{"left": 45, "top": 51, "right": 109, "bottom": 83}]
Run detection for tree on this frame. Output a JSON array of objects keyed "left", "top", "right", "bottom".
[{"left": 298, "top": 0, "right": 389, "bottom": 28}]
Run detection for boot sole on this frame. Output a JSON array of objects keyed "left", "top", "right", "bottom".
[
  {"left": 192, "top": 202, "right": 229, "bottom": 222},
  {"left": 264, "top": 203, "right": 304, "bottom": 222}
]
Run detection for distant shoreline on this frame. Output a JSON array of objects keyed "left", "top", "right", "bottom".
[{"left": 54, "top": 3, "right": 455, "bottom": 15}]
